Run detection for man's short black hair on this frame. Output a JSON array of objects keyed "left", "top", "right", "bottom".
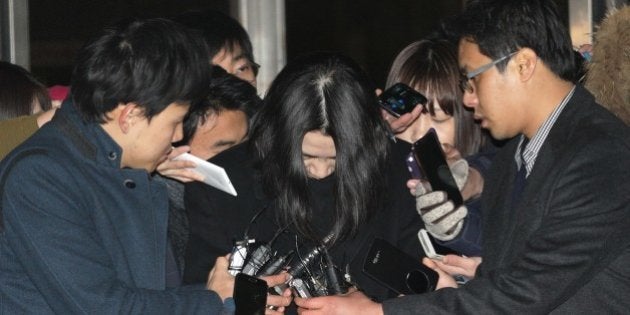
[
  {"left": 458, "top": 0, "right": 576, "bottom": 81},
  {"left": 172, "top": 10, "right": 257, "bottom": 75},
  {"left": 70, "top": 18, "right": 211, "bottom": 123},
  {"left": 180, "top": 66, "right": 261, "bottom": 144}
]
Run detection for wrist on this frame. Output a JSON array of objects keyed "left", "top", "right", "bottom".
[{"left": 461, "top": 168, "right": 483, "bottom": 200}]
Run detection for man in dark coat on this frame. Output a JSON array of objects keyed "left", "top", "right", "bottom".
[{"left": 0, "top": 18, "right": 289, "bottom": 314}]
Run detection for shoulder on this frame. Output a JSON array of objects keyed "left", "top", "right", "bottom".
[{"left": 0, "top": 115, "right": 40, "bottom": 160}]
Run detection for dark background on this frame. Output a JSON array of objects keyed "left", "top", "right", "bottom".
[{"left": 29, "top": 0, "right": 569, "bottom": 88}]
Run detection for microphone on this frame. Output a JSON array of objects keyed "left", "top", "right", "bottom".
[
  {"left": 323, "top": 248, "right": 343, "bottom": 294},
  {"left": 242, "top": 244, "right": 272, "bottom": 276},
  {"left": 286, "top": 232, "right": 334, "bottom": 278},
  {"left": 257, "top": 250, "right": 293, "bottom": 277},
  {"left": 228, "top": 239, "right": 254, "bottom": 276},
  {"left": 227, "top": 205, "right": 268, "bottom": 275}
]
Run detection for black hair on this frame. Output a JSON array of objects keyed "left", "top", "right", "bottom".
[
  {"left": 458, "top": 0, "right": 576, "bottom": 81},
  {"left": 250, "top": 52, "right": 390, "bottom": 243},
  {"left": 0, "top": 61, "right": 52, "bottom": 120},
  {"left": 70, "top": 18, "right": 211, "bottom": 123},
  {"left": 172, "top": 10, "right": 258, "bottom": 76},
  {"left": 180, "top": 65, "right": 262, "bottom": 144}
]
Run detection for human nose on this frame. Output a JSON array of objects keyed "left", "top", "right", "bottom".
[
  {"left": 462, "top": 89, "right": 478, "bottom": 109},
  {"left": 307, "top": 160, "right": 334, "bottom": 179}
]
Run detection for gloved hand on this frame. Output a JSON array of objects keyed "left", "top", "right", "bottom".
[
  {"left": 415, "top": 157, "right": 469, "bottom": 241},
  {"left": 449, "top": 158, "right": 469, "bottom": 191}
]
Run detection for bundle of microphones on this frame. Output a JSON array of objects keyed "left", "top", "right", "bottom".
[{"left": 227, "top": 230, "right": 353, "bottom": 298}]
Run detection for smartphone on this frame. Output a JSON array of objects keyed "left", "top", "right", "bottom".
[
  {"left": 363, "top": 238, "right": 437, "bottom": 295},
  {"left": 406, "top": 152, "right": 423, "bottom": 179},
  {"left": 418, "top": 229, "right": 444, "bottom": 261},
  {"left": 412, "top": 129, "right": 463, "bottom": 206},
  {"left": 379, "top": 83, "right": 427, "bottom": 118},
  {"left": 234, "top": 273, "right": 268, "bottom": 315}
]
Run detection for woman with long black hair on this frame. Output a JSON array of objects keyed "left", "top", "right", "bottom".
[{"left": 184, "top": 52, "right": 423, "bottom": 303}]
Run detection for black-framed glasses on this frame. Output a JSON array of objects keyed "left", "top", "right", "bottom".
[{"left": 459, "top": 52, "right": 518, "bottom": 93}]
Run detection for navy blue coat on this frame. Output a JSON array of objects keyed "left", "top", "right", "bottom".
[
  {"left": 383, "top": 86, "right": 630, "bottom": 313},
  {"left": 0, "top": 103, "right": 224, "bottom": 314}
]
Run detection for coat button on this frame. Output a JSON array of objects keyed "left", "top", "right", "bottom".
[
  {"left": 124, "top": 179, "right": 136, "bottom": 189},
  {"left": 108, "top": 151, "right": 117, "bottom": 160}
]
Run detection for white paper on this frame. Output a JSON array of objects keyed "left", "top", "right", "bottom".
[{"left": 173, "top": 153, "right": 237, "bottom": 196}]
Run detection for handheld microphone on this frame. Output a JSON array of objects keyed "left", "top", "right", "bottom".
[
  {"left": 323, "top": 248, "right": 343, "bottom": 295},
  {"left": 257, "top": 250, "right": 293, "bottom": 277},
  {"left": 228, "top": 239, "right": 254, "bottom": 276},
  {"left": 242, "top": 244, "right": 272, "bottom": 276},
  {"left": 228, "top": 205, "right": 269, "bottom": 276},
  {"left": 287, "top": 233, "right": 334, "bottom": 278}
]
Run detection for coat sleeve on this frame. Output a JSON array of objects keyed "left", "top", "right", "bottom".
[
  {"left": 383, "top": 132, "right": 630, "bottom": 314},
  {"left": 1, "top": 153, "right": 225, "bottom": 314}
]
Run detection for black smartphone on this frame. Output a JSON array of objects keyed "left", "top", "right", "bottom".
[
  {"left": 412, "top": 129, "right": 464, "bottom": 206},
  {"left": 234, "top": 273, "right": 268, "bottom": 315},
  {"left": 363, "top": 238, "right": 437, "bottom": 295},
  {"left": 379, "top": 83, "right": 428, "bottom": 117}
]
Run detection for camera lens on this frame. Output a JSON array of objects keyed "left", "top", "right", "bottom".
[{"left": 405, "top": 269, "right": 430, "bottom": 293}]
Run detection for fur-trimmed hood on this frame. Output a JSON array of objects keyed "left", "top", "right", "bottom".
[{"left": 585, "top": 5, "right": 630, "bottom": 125}]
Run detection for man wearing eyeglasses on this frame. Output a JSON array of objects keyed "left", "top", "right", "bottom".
[{"left": 295, "top": 1, "right": 630, "bottom": 314}]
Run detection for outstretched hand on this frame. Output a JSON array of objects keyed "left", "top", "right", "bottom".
[
  {"left": 433, "top": 255, "right": 481, "bottom": 279},
  {"left": 260, "top": 273, "right": 292, "bottom": 314},
  {"left": 422, "top": 257, "right": 459, "bottom": 289}
]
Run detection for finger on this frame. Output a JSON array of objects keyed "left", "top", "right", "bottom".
[
  {"left": 266, "top": 293, "right": 291, "bottom": 308},
  {"left": 390, "top": 114, "right": 414, "bottom": 132},
  {"left": 419, "top": 195, "right": 451, "bottom": 219},
  {"left": 423, "top": 257, "right": 458, "bottom": 289},
  {"left": 407, "top": 179, "right": 420, "bottom": 191},
  {"left": 156, "top": 159, "right": 196, "bottom": 173},
  {"left": 294, "top": 296, "right": 324, "bottom": 310},
  {"left": 215, "top": 256, "right": 229, "bottom": 269},
  {"left": 161, "top": 169, "right": 205, "bottom": 182},
  {"left": 416, "top": 191, "right": 447, "bottom": 213},
  {"left": 381, "top": 109, "right": 394, "bottom": 122},
  {"left": 261, "top": 272, "right": 289, "bottom": 287},
  {"left": 442, "top": 254, "right": 479, "bottom": 269},
  {"left": 167, "top": 159, "right": 197, "bottom": 169},
  {"left": 169, "top": 145, "right": 191, "bottom": 158},
  {"left": 430, "top": 205, "right": 467, "bottom": 228},
  {"left": 412, "top": 180, "right": 432, "bottom": 197},
  {"left": 434, "top": 216, "right": 464, "bottom": 235}
]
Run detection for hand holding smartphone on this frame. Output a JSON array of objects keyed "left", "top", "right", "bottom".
[
  {"left": 412, "top": 129, "right": 463, "bottom": 206},
  {"left": 379, "top": 83, "right": 427, "bottom": 118}
]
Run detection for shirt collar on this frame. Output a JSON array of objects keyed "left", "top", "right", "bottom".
[{"left": 515, "top": 85, "right": 576, "bottom": 177}]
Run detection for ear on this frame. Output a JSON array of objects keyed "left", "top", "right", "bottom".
[
  {"left": 118, "top": 103, "right": 142, "bottom": 134},
  {"left": 513, "top": 48, "right": 538, "bottom": 82}
]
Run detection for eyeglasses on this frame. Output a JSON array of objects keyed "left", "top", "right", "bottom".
[{"left": 459, "top": 52, "right": 518, "bottom": 93}]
